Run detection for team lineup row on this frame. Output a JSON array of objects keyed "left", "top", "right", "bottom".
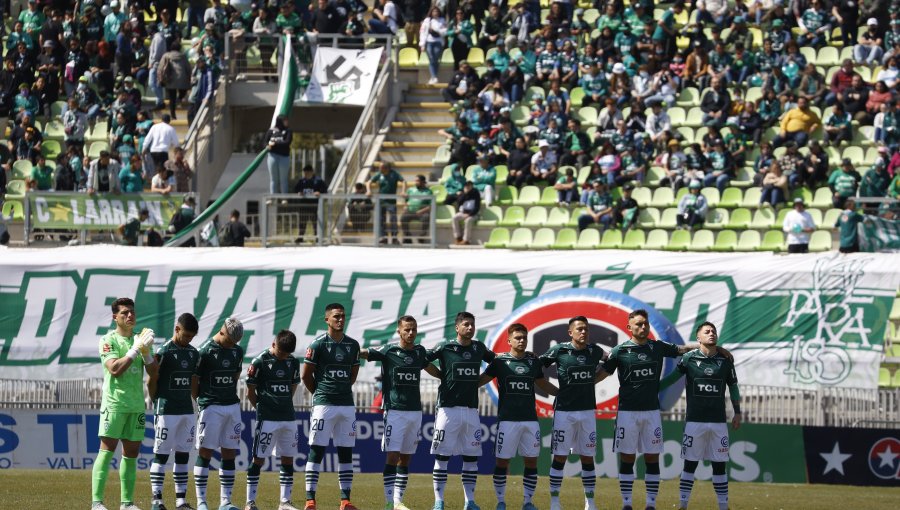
[{"left": 92, "top": 299, "right": 740, "bottom": 510}]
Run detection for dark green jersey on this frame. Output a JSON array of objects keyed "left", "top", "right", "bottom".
[
  {"left": 426, "top": 339, "right": 496, "bottom": 409},
  {"left": 676, "top": 349, "right": 740, "bottom": 423},
  {"left": 194, "top": 339, "right": 244, "bottom": 410},
  {"left": 483, "top": 353, "right": 544, "bottom": 421},
  {"left": 247, "top": 349, "right": 301, "bottom": 421},
  {"left": 366, "top": 343, "right": 430, "bottom": 411},
  {"left": 539, "top": 342, "right": 606, "bottom": 412},
  {"left": 304, "top": 334, "right": 361, "bottom": 406},
  {"left": 603, "top": 339, "right": 680, "bottom": 411},
  {"left": 154, "top": 340, "right": 199, "bottom": 415}
]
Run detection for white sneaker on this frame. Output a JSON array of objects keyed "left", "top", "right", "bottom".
[
  {"left": 584, "top": 499, "right": 597, "bottom": 510},
  {"left": 428, "top": 77, "right": 438, "bottom": 85},
  {"left": 278, "top": 502, "right": 301, "bottom": 510},
  {"left": 121, "top": 505, "right": 143, "bottom": 510},
  {"left": 91, "top": 504, "right": 109, "bottom": 510},
  {"left": 549, "top": 499, "right": 561, "bottom": 510}
]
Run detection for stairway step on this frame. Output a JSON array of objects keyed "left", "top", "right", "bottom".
[
  {"left": 409, "top": 83, "right": 448, "bottom": 89},
  {"left": 391, "top": 121, "right": 449, "bottom": 129},
  {"left": 385, "top": 132, "right": 447, "bottom": 142},
  {"left": 382, "top": 141, "right": 444, "bottom": 149},
  {"left": 391, "top": 161, "right": 438, "bottom": 169},
  {"left": 395, "top": 112, "right": 455, "bottom": 122},
  {"left": 400, "top": 102, "right": 451, "bottom": 109}
]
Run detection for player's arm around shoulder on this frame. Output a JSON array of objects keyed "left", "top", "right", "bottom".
[
  {"left": 535, "top": 377, "right": 559, "bottom": 396},
  {"left": 596, "top": 344, "right": 618, "bottom": 381},
  {"left": 537, "top": 343, "right": 558, "bottom": 367},
  {"left": 478, "top": 357, "right": 497, "bottom": 387}
]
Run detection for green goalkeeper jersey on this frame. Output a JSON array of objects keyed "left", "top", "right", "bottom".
[
  {"left": 154, "top": 340, "right": 199, "bottom": 415},
  {"left": 99, "top": 330, "right": 145, "bottom": 414},
  {"left": 366, "top": 343, "right": 430, "bottom": 412},
  {"left": 194, "top": 339, "right": 244, "bottom": 410},
  {"left": 427, "top": 339, "right": 496, "bottom": 409},
  {"left": 304, "top": 334, "right": 361, "bottom": 407},
  {"left": 539, "top": 342, "right": 606, "bottom": 412},
  {"left": 247, "top": 349, "right": 301, "bottom": 421},
  {"left": 676, "top": 349, "right": 741, "bottom": 423},
  {"left": 483, "top": 353, "right": 544, "bottom": 422},
  {"left": 603, "top": 339, "right": 681, "bottom": 411}
]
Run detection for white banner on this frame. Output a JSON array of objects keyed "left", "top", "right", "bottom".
[{"left": 301, "top": 47, "right": 383, "bottom": 105}]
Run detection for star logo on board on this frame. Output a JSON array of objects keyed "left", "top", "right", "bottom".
[
  {"left": 868, "top": 437, "right": 900, "bottom": 480},
  {"left": 820, "top": 442, "right": 852, "bottom": 475},
  {"left": 48, "top": 203, "right": 72, "bottom": 222}
]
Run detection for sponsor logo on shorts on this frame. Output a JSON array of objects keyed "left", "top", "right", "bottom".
[
  {"left": 233, "top": 423, "right": 242, "bottom": 435},
  {"left": 721, "top": 436, "right": 729, "bottom": 448},
  {"left": 351, "top": 421, "right": 358, "bottom": 436},
  {"left": 654, "top": 427, "right": 662, "bottom": 439},
  {"left": 138, "top": 415, "right": 146, "bottom": 426},
  {"left": 474, "top": 429, "right": 483, "bottom": 441}
]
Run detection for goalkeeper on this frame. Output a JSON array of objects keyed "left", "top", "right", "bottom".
[{"left": 92, "top": 297, "right": 159, "bottom": 510}]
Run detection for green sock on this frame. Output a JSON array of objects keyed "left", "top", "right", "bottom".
[
  {"left": 92, "top": 449, "right": 114, "bottom": 503},
  {"left": 120, "top": 456, "right": 137, "bottom": 504}
]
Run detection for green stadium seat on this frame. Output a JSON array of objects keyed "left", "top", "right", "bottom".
[
  {"left": 511, "top": 105, "right": 530, "bottom": 126},
  {"left": 569, "top": 87, "right": 585, "bottom": 107},
  {"left": 646, "top": 166, "right": 666, "bottom": 186},
  {"left": 718, "top": 187, "right": 743, "bottom": 208},
  {"left": 499, "top": 206, "right": 526, "bottom": 227},
  {"left": 599, "top": 229, "right": 623, "bottom": 249},
  {"left": 631, "top": 186, "right": 652, "bottom": 205},
  {"left": 553, "top": 228, "right": 577, "bottom": 249},
  {"left": 701, "top": 187, "right": 720, "bottom": 208},
  {"left": 675, "top": 187, "right": 689, "bottom": 203},
  {"left": 432, "top": 145, "right": 451, "bottom": 166},
  {"left": 759, "top": 230, "right": 785, "bottom": 252},
  {"left": 88, "top": 141, "right": 109, "bottom": 159},
  {"left": 538, "top": 186, "right": 559, "bottom": 206},
  {"left": 50, "top": 101, "right": 66, "bottom": 118},
  {"left": 621, "top": 229, "right": 646, "bottom": 249},
  {"left": 821, "top": 208, "right": 842, "bottom": 229},
  {"left": 676, "top": 87, "right": 700, "bottom": 107},
  {"left": 477, "top": 205, "right": 502, "bottom": 227},
  {"left": 809, "top": 230, "right": 833, "bottom": 252},
  {"left": 742, "top": 187, "right": 762, "bottom": 208},
  {"left": 817, "top": 46, "right": 840, "bottom": 66},
  {"left": 637, "top": 207, "right": 659, "bottom": 229},
  {"left": 684, "top": 107, "right": 704, "bottom": 128},
  {"left": 735, "top": 230, "right": 761, "bottom": 252},
  {"left": 726, "top": 208, "right": 752, "bottom": 229},
  {"left": 894, "top": 370, "right": 900, "bottom": 388},
  {"left": 508, "top": 228, "right": 533, "bottom": 249},
  {"left": 398, "top": 47, "right": 419, "bottom": 68},
  {"left": 516, "top": 186, "right": 541, "bottom": 206},
  {"left": 879, "top": 367, "right": 891, "bottom": 387},
  {"left": 440, "top": 48, "right": 454, "bottom": 66},
  {"left": 689, "top": 229, "right": 715, "bottom": 251},
  {"left": 668, "top": 107, "right": 686, "bottom": 126},
  {"left": 891, "top": 299, "right": 900, "bottom": 321},
  {"left": 11, "top": 159, "right": 32, "bottom": 180},
  {"left": 430, "top": 184, "right": 447, "bottom": 204},
  {"left": 664, "top": 229, "right": 691, "bottom": 251},
  {"left": 523, "top": 206, "right": 548, "bottom": 227},
  {"left": 496, "top": 186, "right": 517, "bottom": 205},
  {"left": 568, "top": 207, "right": 587, "bottom": 227},
  {"left": 751, "top": 207, "right": 776, "bottom": 229},
  {"left": 44, "top": 120, "right": 66, "bottom": 140},
  {"left": 645, "top": 229, "right": 669, "bottom": 250},
  {"left": 485, "top": 227, "right": 510, "bottom": 248},
  {"left": 792, "top": 187, "right": 813, "bottom": 204},
  {"left": 676, "top": 126, "right": 694, "bottom": 143},
  {"left": 575, "top": 106, "right": 598, "bottom": 127},
  {"left": 6, "top": 180, "right": 26, "bottom": 198},
  {"left": 843, "top": 146, "right": 864, "bottom": 165},
  {"left": 575, "top": 229, "right": 600, "bottom": 249},
  {"left": 659, "top": 208, "right": 679, "bottom": 229},
  {"left": 2, "top": 199, "right": 24, "bottom": 221},
  {"left": 532, "top": 228, "right": 555, "bottom": 249},
  {"left": 811, "top": 187, "right": 833, "bottom": 209},
  {"left": 808, "top": 208, "right": 823, "bottom": 228},
  {"left": 87, "top": 122, "right": 108, "bottom": 143},
  {"left": 464, "top": 165, "right": 478, "bottom": 181},
  {"left": 494, "top": 165, "right": 509, "bottom": 184},
  {"left": 651, "top": 187, "right": 675, "bottom": 208},
  {"left": 546, "top": 207, "right": 570, "bottom": 227},
  {"left": 526, "top": 86, "right": 545, "bottom": 101},
  {"left": 731, "top": 167, "right": 754, "bottom": 188},
  {"left": 705, "top": 208, "right": 729, "bottom": 230},
  {"left": 775, "top": 207, "right": 791, "bottom": 228},
  {"left": 435, "top": 205, "right": 454, "bottom": 225},
  {"left": 711, "top": 230, "right": 737, "bottom": 252}
]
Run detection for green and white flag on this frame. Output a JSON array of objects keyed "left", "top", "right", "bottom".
[
  {"left": 859, "top": 215, "right": 900, "bottom": 252},
  {"left": 301, "top": 47, "right": 383, "bottom": 105}
]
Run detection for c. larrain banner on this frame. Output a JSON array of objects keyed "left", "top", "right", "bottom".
[
  {"left": 0, "top": 247, "right": 897, "bottom": 391},
  {"left": 301, "top": 47, "right": 383, "bottom": 105},
  {"left": 27, "top": 192, "right": 184, "bottom": 230}
]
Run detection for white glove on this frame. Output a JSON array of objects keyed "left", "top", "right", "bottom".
[{"left": 134, "top": 328, "right": 155, "bottom": 358}]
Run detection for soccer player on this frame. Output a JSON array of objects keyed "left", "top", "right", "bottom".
[
  {"left": 479, "top": 323, "right": 558, "bottom": 510},
  {"left": 192, "top": 318, "right": 245, "bottom": 510},
  {"left": 149, "top": 313, "right": 200, "bottom": 510},
  {"left": 301, "top": 303, "right": 362, "bottom": 510},
  {"left": 360, "top": 315, "right": 433, "bottom": 510},
  {"left": 673, "top": 322, "right": 741, "bottom": 510},
  {"left": 245, "top": 329, "right": 303, "bottom": 510},
  {"left": 597, "top": 309, "right": 729, "bottom": 510},
  {"left": 539, "top": 316, "right": 607, "bottom": 510},
  {"left": 426, "top": 311, "right": 496, "bottom": 510},
  {"left": 92, "top": 297, "right": 157, "bottom": 510}
]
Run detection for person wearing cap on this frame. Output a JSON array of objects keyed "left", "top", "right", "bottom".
[
  {"left": 192, "top": 317, "right": 246, "bottom": 510},
  {"left": 103, "top": 0, "right": 125, "bottom": 43},
  {"left": 782, "top": 198, "right": 817, "bottom": 253},
  {"left": 854, "top": 18, "right": 884, "bottom": 65},
  {"left": 797, "top": 0, "right": 831, "bottom": 48},
  {"left": 676, "top": 181, "right": 708, "bottom": 230},
  {"left": 577, "top": 180, "right": 615, "bottom": 232},
  {"left": 615, "top": 182, "right": 640, "bottom": 229},
  {"left": 829, "top": 158, "right": 862, "bottom": 208},
  {"left": 772, "top": 96, "right": 821, "bottom": 148},
  {"left": 725, "top": 15, "right": 754, "bottom": 52},
  {"left": 883, "top": 19, "right": 900, "bottom": 63},
  {"left": 860, "top": 157, "right": 892, "bottom": 199},
  {"left": 531, "top": 139, "right": 559, "bottom": 184}
]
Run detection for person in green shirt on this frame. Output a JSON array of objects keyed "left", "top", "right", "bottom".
[
  {"left": 829, "top": 158, "right": 861, "bottom": 208},
  {"left": 147, "top": 313, "right": 200, "bottom": 510},
  {"left": 472, "top": 155, "right": 497, "bottom": 206},
  {"left": 301, "top": 303, "right": 362, "bottom": 510},
  {"left": 27, "top": 155, "right": 54, "bottom": 190},
  {"left": 91, "top": 297, "right": 158, "bottom": 510},
  {"left": 578, "top": 180, "right": 615, "bottom": 232},
  {"left": 276, "top": 3, "right": 304, "bottom": 34},
  {"left": 244, "top": 329, "right": 302, "bottom": 510},
  {"left": 192, "top": 317, "right": 246, "bottom": 510},
  {"left": 117, "top": 208, "right": 149, "bottom": 246},
  {"left": 103, "top": 1, "right": 126, "bottom": 42},
  {"left": 479, "top": 323, "right": 558, "bottom": 510},
  {"left": 888, "top": 173, "right": 900, "bottom": 199},
  {"left": 596, "top": 4, "right": 622, "bottom": 33},
  {"left": 400, "top": 174, "right": 434, "bottom": 243},
  {"left": 13, "top": 83, "right": 39, "bottom": 118},
  {"left": 671, "top": 322, "right": 741, "bottom": 510},
  {"left": 360, "top": 315, "right": 435, "bottom": 510},
  {"left": 836, "top": 198, "right": 865, "bottom": 253},
  {"left": 860, "top": 159, "right": 892, "bottom": 198},
  {"left": 368, "top": 161, "right": 406, "bottom": 245},
  {"left": 19, "top": 0, "right": 46, "bottom": 36},
  {"left": 119, "top": 161, "right": 144, "bottom": 193},
  {"left": 442, "top": 163, "right": 466, "bottom": 205}
]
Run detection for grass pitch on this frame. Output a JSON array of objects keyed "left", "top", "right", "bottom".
[{"left": 7, "top": 470, "right": 899, "bottom": 510}]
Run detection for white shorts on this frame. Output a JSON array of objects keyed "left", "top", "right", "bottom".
[
  {"left": 196, "top": 403, "right": 242, "bottom": 450},
  {"left": 430, "top": 407, "right": 483, "bottom": 457},
  {"left": 495, "top": 421, "right": 541, "bottom": 459},
  {"left": 382, "top": 410, "right": 422, "bottom": 454},
  {"left": 308, "top": 405, "right": 357, "bottom": 448},
  {"left": 613, "top": 410, "right": 663, "bottom": 455},
  {"left": 551, "top": 410, "right": 597, "bottom": 457},
  {"left": 253, "top": 419, "right": 299, "bottom": 458},
  {"left": 153, "top": 414, "right": 195, "bottom": 454},
  {"left": 681, "top": 421, "right": 729, "bottom": 462}
]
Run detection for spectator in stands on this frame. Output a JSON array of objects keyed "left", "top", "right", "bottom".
[
  {"left": 530, "top": 139, "right": 558, "bottom": 185},
  {"left": 696, "top": 0, "right": 730, "bottom": 26},
  {"left": 888, "top": 169, "right": 900, "bottom": 198},
  {"left": 645, "top": 101, "right": 671, "bottom": 147},
  {"left": 830, "top": 158, "right": 862, "bottom": 208},
  {"left": 188, "top": 56, "right": 214, "bottom": 124},
  {"left": 677, "top": 180, "right": 708, "bottom": 230},
  {"left": 368, "top": 161, "right": 405, "bottom": 245},
  {"left": 165, "top": 147, "right": 193, "bottom": 193},
  {"left": 760, "top": 160, "right": 789, "bottom": 207},
  {"left": 800, "top": 140, "right": 830, "bottom": 187},
  {"left": 400, "top": 174, "right": 434, "bottom": 243},
  {"left": 832, "top": 0, "right": 861, "bottom": 48},
  {"left": 884, "top": 19, "right": 900, "bottom": 64},
  {"left": 450, "top": 180, "right": 480, "bottom": 245},
  {"left": 472, "top": 155, "right": 496, "bottom": 207},
  {"left": 506, "top": 137, "right": 532, "bottom": 188},
  {"left": 616, "top": 183, "right": 640, "bottom": 230},
  {"left": 219, "top": 209, "right": 252, "bottom": 247},
  {"left": 703, "top": 139, "right": 733, "bottom": 192},
  {"left": 855, "top": 18, "right": 884, "bottom": 65},
  {"left": 158, "top": 37, "right": 192, "bottom": 120},
  {"left": 347, "top": 182, "right": 373, "bottom": 232},
  {"left": 294, "top": 164, "right": 327, "bottom": 244},
  {"left": 797, "top": 0, "right": 831, "bottom": 48},
  {"left": 264, "top": 115, "right": 292, "bottom": 194},
  {"left": 577, "top": 180, "right": 614, "bottom": 232},
  {"left": 783, "top": 198, "right": 817, "bottom": 253},
  {"left": 860, "top": 159, "right": 892, "bottom": 199},
  {"left": 836, "top": 198, "right": 863, "bottom": 253},
  {"left": 27, "top": 154, "right": 53, "bottom": 191},
  {"left": 143, "top": 113, "right": 179, "bottom": 170},
  {"left": 54, "top": 153, "right": 77, "bottom": 192},
  {"left": 659, "top": 139, "right": 687, "bottom": 190},
  {"left": 865, "top": 81, "right": 893, "bottom": 124},
  {"left": 826, "top": 59, "right": 859, "bottom": 106},
  {"left": 168, "top": 196, "right": 197, "bottom": 247},
  {"left": 118, "top": 208, "right": 149, "bottom": 246},
  {"left": 560, "top": 119, "right": 591, "bottom": 168},
  {"left": 823, "top": 102, "right": 853, "bottom": 146},
  {"left": 842, "top": 74, "right": 870, "bottom": 123},
  {"left": 682, "top": 44, "right": 710, "bottom": 91},
  {"left": 369, "top": 0, "right": 400, "bottom": 36},
  {"left": 798, "top": 64, "right": 827, "bottom": 107},
  {"left": 151, "top": 163, "right": 173, "bottom": 194},
  {"left": 700, "top": 77, "right": 731, "bottom": 128},
  {"left": 442, "top": 163, "right": 466, "bottom": 205},
  {"left": 442, "top": 60, "right": 478, "bottom": 103},
  {"left": 86, "top": 150, "right": 121, "bottom": 194},
  {"left": 14, "top": 126, "right": 40, "bottom": 164},
  {"left": 554, "top": 167, "right": 577, "bottom": 206},
  {"left": 120, "top": 155, "right": 145, "bottom": 193},
  {"left": 419, "top": 6, "right": 446, "bottom": 85},
  {"left": 772, "top": 96, "right": 821, "bottom": 148},
  {"left": 147, "top": 26, "right": 167, "bottom": 110}
]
